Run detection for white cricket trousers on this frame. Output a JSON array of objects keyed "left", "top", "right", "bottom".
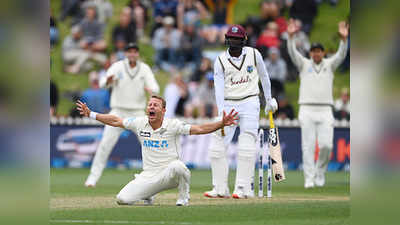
[
  {"left": 116, "top": 160, "right": 190, "bottom": 204},
  {"left": 208, "top": 96, "right": 260, "bottom": 195},
  {"left": 298, "top": 105, "right": 334, "bottom": 185},
  {"left": 89, "top": 108, "right": 145, "bottom": 184}
]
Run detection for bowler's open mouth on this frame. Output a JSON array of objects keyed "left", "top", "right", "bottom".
[{"left": 149, "top": 111, "right": 155, "bottom": 117}]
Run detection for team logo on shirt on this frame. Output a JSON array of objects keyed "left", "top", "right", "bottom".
[
  {"left": 139, "top": 131, "right": 151, "bottom": 137},
  {"left": 143, "top": 139, "right": 169, "bottom": 149},
  {"left": 247, "top": 65, "right": 254, "bottom": 73},
  {"left": 231, "top": 26, "right": 239, "bottom": 33}
]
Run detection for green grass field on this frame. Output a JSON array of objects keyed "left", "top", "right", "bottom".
[{"left": 50, "top": 169, "right": 349, "bottom": 225}]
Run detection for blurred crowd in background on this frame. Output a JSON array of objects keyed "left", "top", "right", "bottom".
[{"left": 50, "top": 0, "right": 350, "bottom": 121}]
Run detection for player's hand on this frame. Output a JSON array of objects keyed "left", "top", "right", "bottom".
[
  {"left": 265, "top": 98, "right": 278, "bottom": 113},
  {"left": 338, "top": 21, "right": 349, "bottom": 40},
  {"left": 106, "top": 75, "right": 115, "bottom": 85},
  {"left": 222, "top": 109, "right": 239, "bottom": 127},
  {"left": 287, "top": 18, "right": 299, "bottom": 38},
  {"left": 76, "top": 100, "right": 91, "bottom": 117}
]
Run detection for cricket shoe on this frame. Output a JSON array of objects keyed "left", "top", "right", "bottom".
[
  {"left": 84, "top": 174, "right": 97, "bottom": 188},
  {"left": 203, "top": 188, "right": 230, "bottom": 198},
  {"left": 177, "top": 178, "right": 190, "bottom": 206},
  {"left": 304, "top": 180, "right": 315, "bottom": 189},
  {"left": 116, "top": 197, "right": 154, "bottom": 206},
  {"left": 176, "top": 198, "right": 190, "bottom": 206},
  {"left": 314, "top": 174, "right": 325, "bottom": 187},
  {"left": 232, "top": 186, "right": 250, "bottom": 199}
]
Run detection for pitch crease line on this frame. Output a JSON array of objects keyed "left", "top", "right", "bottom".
[{"left": 50, "top": 219, "right": 194, "bottom": 225}]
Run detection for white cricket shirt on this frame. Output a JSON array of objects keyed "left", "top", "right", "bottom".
[
  {"left": 214, "top": 47, "right": 272, "bottom": 114},
  {"left": 99, "top": 58, "right": 160, "bottom": 110},
  {"left": 123, "top": 117, "right": 191, "bottom": 171},
  {"left": 287, "top": 37, "right": 348, "bottom": 105}
]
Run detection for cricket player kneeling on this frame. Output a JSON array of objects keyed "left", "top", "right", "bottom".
[
  {"left": 76, "top": 95, "right": 238, "bottom": 206},
  {"left": 116, "top": 160, "right": 190, "bottom": 206}
]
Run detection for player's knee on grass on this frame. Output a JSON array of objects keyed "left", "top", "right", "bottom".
[
  {"left": 237, "top": 132, "right": 257, "bottom": 158},
  {"left": 116, "top": 193, "right": 133, "bottom": 205},
  {"left": 169, "top": 161, "right": 190, "bottom": 181}
]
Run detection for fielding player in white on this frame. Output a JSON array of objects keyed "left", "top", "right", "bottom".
[
  {"left": 286, "top": 19, "right": 349, "bottom": 188},
  {"left": 85, "top": 43, "right": 160, "bottom": 187},
  {"left": 76, "top": 96, "right": 238, "bottom": 206},
  {"left": 204, "top": 25, "right": 278, "bottom": 199}
]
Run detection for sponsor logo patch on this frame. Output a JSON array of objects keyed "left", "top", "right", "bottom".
[
  {"left": 139, "top": 131, "right": 151, "bottom": 137},
  {"left": 230, "top": 75, "right": 251, "bottom": 86}
]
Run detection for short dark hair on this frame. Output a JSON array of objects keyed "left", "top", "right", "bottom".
[
  {"left": 310, "top": 42, "right": 325, "bottom": 52},
  {"left": 125, "top": 42, "right": 139, "bottom": 51},
  {"left": 151, "top": 95, "right": 166, "bottom": 108}
]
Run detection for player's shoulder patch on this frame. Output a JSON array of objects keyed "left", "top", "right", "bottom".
[
  {"left": 126, "top": 117, "right": 136, "bottom": 123},
  {"left": 123, "top": 117, "right": 137, "bottom": 129}
]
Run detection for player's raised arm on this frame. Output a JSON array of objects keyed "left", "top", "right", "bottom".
[
  {"left": 190, "top": 109, "right": 238, "bottom": 135},
  {"left": 76, "top": 100, "right": 124, "bottom": 128},
  {"left": 330, "top": 21, "right": 349, "bottom": 70},
  {"left": 286, "top": 18, "right": 306, "bottom": 70}
]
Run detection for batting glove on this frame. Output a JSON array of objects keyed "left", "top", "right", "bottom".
[{"left": 265, "top": 98, "right": 278, "bottom": 113}]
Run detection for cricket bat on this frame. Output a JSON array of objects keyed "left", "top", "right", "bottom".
[{"left": 268, "top": 111, "right": 286, "bottom": 182}]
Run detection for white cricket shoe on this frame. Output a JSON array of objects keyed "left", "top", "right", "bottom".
[
  {"left": 314, "top": 174, "right": 325, "bottom": 187},
  {"left": 232, "top": 186, "right": 249, "bottom": 199},
  {"left": 304, "top": 180, "right": 315, "bottom": 189},
  {"left": 176, "top": 198, "right": 189, "bottom": 206},
  {"left": 203, "top": 187, "right": 230, "bottom": 198},
  {"left": 177, "top": 178, "right": 190, "bottom": 206},
  {"left": 203, "top": 189, "right": 218, "bottom": 198},
  {"left": 116, "top": 196, "right": 154, "bottom": 206},
  {"left": 84, "top": 174, "right": 97, "bottom": 188}
]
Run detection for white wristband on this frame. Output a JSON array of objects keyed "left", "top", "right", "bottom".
[{"left": 89, "top": 112, "right": 98, "bottom": 119}]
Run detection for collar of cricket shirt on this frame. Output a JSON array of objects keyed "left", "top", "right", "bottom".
[
  {"left": 146, "top": 118, "right": 168, "bottom": 133},
  {"left": 226, "top": 48, "right": 246, "bottom": 61},
  {"left": 123, "top": 58, "right": 141, "bottom": 79},
  {"left": 226, "top": 48, "right": 247, "bottom": 71},
  {"left": 311, "top": 59, "right": 325, "bottom": 74}
]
